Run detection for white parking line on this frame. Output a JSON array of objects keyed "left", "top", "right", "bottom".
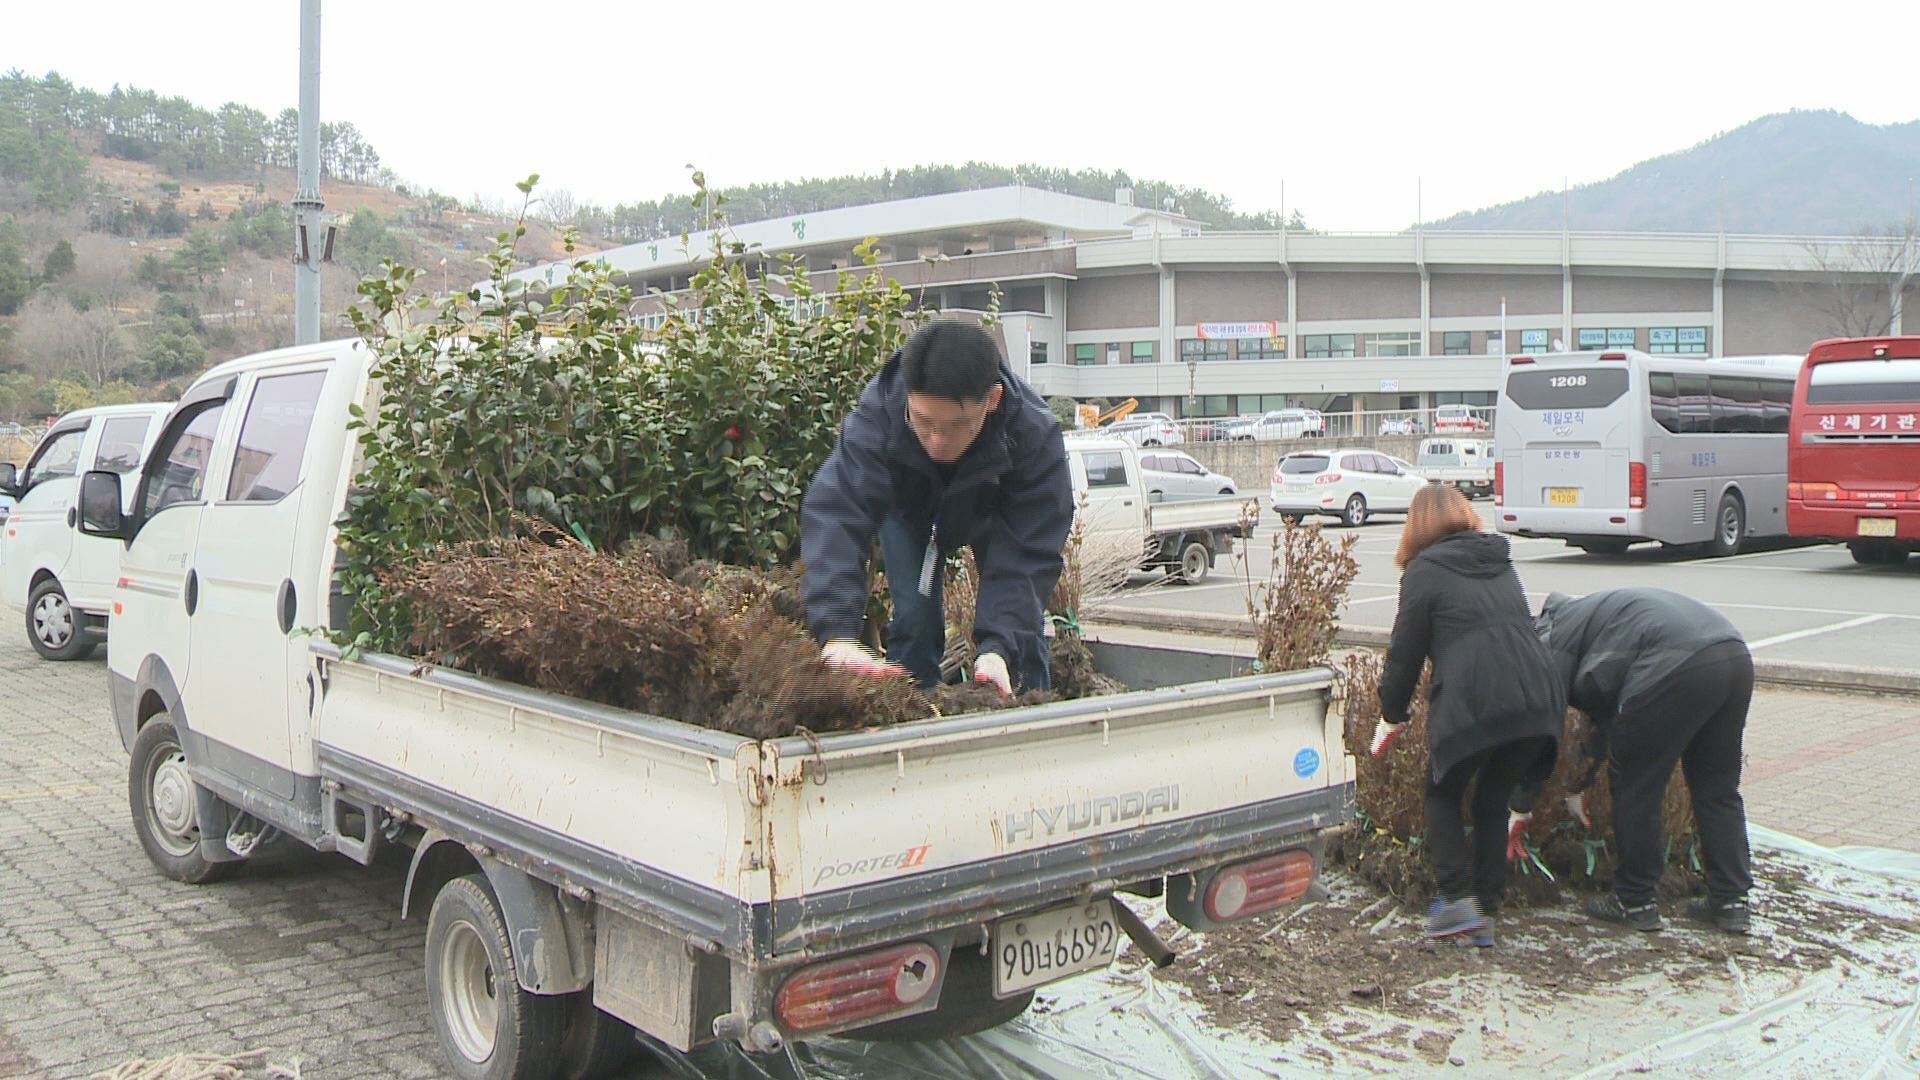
[{"left": 1746, "top": 614, "right": 1891, "bottom": 651}]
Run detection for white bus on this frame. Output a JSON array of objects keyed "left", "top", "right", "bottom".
[{"left": 1494, "top": 349, "right": 1803, "bottom": 557}]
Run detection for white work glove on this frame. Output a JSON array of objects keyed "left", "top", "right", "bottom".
[
  {"left": 1506, "top": 812, "right": 1532, "bottom": 862},
  {"left": 1564, "top": 793, "right": 1592, "bottom": 830},
  {"left": 820, "top": 640, "right": 906, "bottom": 680},
  {"left": 1369, "top": 719, "right": 1404, "bottom": 759},
  {"left": 973, "top": 652, "right": 1012, "bottom": 697}
]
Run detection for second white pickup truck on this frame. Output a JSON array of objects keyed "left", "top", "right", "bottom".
[
  {"left": 79, "top": 340, "right": 1345, "bottom": 1080},
  {"left": 1067, "top": 435, "right": 1256, "bottom": 584}
]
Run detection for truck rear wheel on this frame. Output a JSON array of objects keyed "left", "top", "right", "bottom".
[
  {"left": 1178, "top": 540, "right": 1212, "bottom": 584},
  {"left": 843, "top": 946, "right": 1034, "bottom": 1042},
  {"left": 426, "top": 875, "right": 567, "bottom": 1080},
  {"left": 556, "top": 990, "right": 640, "bottom": 1079},
  {"left": 129, "top": 716, "right": 237, "bottom": 885}
]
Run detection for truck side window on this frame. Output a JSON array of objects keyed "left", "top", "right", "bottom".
[
  {"left": 226, "top": 371, "right": 327, "bottom": 502},
  {"left": 1083, "top": 451, "right": 1130, "bottom": 488},
  {"left": 93, "top": 416, "right": 151, "bottom": 475},
  {"left": 21, "top": 426, "right": 88, "bottom": 492},
  {"left": 145, "top": 403, "right": 228, "bottom": 513}
]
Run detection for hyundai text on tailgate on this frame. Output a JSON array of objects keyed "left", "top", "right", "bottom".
[{"left": 80, "top": 339, "right": 1355, "bottom": 1079}]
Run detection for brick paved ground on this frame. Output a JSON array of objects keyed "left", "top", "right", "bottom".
[
  {"left": 1, "top": 625, "right": 1913, "bottom": 1078},
  {"left": 0, "top": 633, "right": 444, "bottom": 1079}
]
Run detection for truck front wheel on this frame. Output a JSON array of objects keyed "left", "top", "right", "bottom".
[
  {"left": 426, "top": 875, "right": 567, "bottom": 1080},
  {"left": 129, "top": 717, "right": 236, "bottom": 884}
]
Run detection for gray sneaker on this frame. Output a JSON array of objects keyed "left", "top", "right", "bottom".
[{"left": 1426, "top": 896, "right": 1487, "bottom": 939}]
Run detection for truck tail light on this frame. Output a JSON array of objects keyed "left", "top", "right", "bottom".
[
  {"left": 774, "top": 942, "right": 941, "bottom": 1034},
  {"left": 1493, "top": 461, "right": 1504, "bottom": 506},
  {"left": 1204, "top": 850, "right": 1316, "bottom": 923},
  {"left": 1629, "top": 461, "right": 1647, "bottom": 509}
]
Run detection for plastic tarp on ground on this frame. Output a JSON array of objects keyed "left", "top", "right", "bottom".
[{"left": 638, "top": 827, "right": 1920, "bottom": 1079}]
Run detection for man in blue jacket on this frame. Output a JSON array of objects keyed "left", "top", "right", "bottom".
[{"left": 802, "top": 321, "right": 1074, "bottom": 696}]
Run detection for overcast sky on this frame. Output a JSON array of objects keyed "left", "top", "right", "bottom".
[{"left": 9, "top": 1, "right": 1917, "bottom": 231}]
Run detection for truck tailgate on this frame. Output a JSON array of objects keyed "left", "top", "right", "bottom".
[
  {"left": 1146, "top": 494, "right": 1259, "bottom": 535},
  {"left": 756, "top": 661, "right": 1347, "bottom": 956}
]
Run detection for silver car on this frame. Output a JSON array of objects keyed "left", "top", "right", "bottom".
[{"left": 1140, "top": 450, "right": 1238, "bottom": 499}]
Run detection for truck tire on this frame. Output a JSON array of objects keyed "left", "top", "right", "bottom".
[
  {"left": 28, "top": 578, "right": 95, "bottom": 661},
  {"left": 556, "top": 991, "right": 640, "bottom": 1079},
  {"left": 1705, "top": 494, "right": 1745, "bottom": 558},
  {"left": 129, "top": 716, "right": 237, "bottom": 885},
  {"left": 1177, "top": 540, "right": 1212, "bottom": 584},
  {"left": 426, "top": 875, "right": 567, "bottom": 1080},
  {"left": 843, "top": 947, "right": 1034, "bottom": 1043}
]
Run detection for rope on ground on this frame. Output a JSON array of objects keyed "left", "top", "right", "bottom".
[{"left": 88, "top": 1050, "right": 301, "bottom": 1080}]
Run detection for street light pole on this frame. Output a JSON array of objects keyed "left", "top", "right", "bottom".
[{"left": 292, "top": 0, "right": 325, "bottom": 344}]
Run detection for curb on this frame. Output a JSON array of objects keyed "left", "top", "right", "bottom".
[{"left": 1088, "top": 609, "right": 1920, "bottom": 699}]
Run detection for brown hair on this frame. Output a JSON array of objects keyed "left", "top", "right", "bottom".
[{"left": 1395, "top": 483, "right": 1482, "bottom": 568}]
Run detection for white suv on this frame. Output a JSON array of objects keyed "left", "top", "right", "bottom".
[
  {"left": 1270, "top": 448, "right": 1427, "bottom": 527},
  {"left": 1231, "top": 409, "right": 1324, "bottom": 441},
  {"left": 1105, "top": 416, "right": 1183, "bottom": 447}
]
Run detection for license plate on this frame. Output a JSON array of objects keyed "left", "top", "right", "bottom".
[
  {"left": 1858, "top": 518, "right": 1898, "bottom": 537},
  {"left": 1548, "top": 488, "right": 1580, "bottom": 506},
  {"left": 990, "top": 899, "right": 1120, "bottom": 997}
]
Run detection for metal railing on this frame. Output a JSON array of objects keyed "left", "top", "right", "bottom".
[{"left": 1082, "top": 407, "right": 1495, "bottom": 446}]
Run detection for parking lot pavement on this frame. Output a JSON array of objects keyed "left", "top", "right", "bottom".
[
  {"left": 2, "top": 616, "right": 1913, "bottom": 1078},
  {"left": 0, "top": 635, "right": 444, "bottom": 1079}
]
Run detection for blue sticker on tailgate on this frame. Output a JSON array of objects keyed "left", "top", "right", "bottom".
[{"left": 1293, "top": 748, "right": 1321, "bottom": 778}]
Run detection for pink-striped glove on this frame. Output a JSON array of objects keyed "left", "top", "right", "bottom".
[{"left": 1369, "top": 719, "right": 1405, "bottom": 759}]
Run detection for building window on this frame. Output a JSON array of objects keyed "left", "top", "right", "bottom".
[
  {"left": 1442, "top": 331, "right": 1471, "bottom": 356},
  {"left": 1243, "top": 394, "right": 1292, "bottom": 413},
  {"left": 1192, "top": 395, "right": 1233, "bottom": 417},
  {"left": 1434, "top": 391, "right": 1497, "bottom": 408},
  {"left": 1519, "top": 328, "right": 1551, "bottom": 354},
  {"left": 1577, "top": 328, "right": 1636, "bottom": 350},
  {"left": 1303, "top": 334, "right": 1357, "bottom": 358},
  {"left": 1364, "top": 332, "right": 1421, "bottom": 357},
  {"left": 1130, "top": 341, "right": 1155, "bottom": 364},
  {"left": 1074, "top": 344, "right": 1096, "bottom": 366},
  {"left": 1106, "top": 343, "right": 1122, "bottom": 365},
  {"left": 1236, "top": 337, "right": 1288, "bottom": 360},
  {"left": 1030, "top": 341, "right": 1048, "bottom": 365},
  {"left": 1179, "top": 338, "right": 1231, "bottom": 362},
  {"left": 1678, "top": 326, "right": 1708, "bottom": 354}
]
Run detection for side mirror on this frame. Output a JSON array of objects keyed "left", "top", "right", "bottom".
[
  {"left": 78, "top": 470, "right": 130, "bottom": 539},
  {"left": 0, "top": 461, "right": 15, "bottom": 493}
]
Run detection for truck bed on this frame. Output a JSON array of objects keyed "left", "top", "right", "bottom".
[{"left": 310, "top": 640, "right": 1348, "bottom": 963}]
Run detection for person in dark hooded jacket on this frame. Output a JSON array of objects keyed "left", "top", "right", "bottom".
[
  {"left": 802, "top": 321, "right": 1073, "bottom": 696},
  {"left": 1374, "top": 483, "right": 1565, "bottom": 945},
  {"left": 1533, "top": 588, "right": 1754, "bottom": 934}
]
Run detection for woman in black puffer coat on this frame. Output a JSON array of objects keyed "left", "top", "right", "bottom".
[{"left": 1373, "top": 483, "right": 1566, "bottom": 944}]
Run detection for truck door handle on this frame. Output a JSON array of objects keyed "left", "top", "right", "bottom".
[
  {"left": 1123, "top": 500, "right": 1133, "bottom": 507},
  {"left": 67, "top": 507, "right": 77, "bottom": 528},
  {"left": 184, "top": 570, "right": 198, "bottom": 616},
  {"left": 277, "top": 579, "right": 296, "bottom": 635}
]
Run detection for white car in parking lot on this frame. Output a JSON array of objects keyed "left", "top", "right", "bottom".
[
  {"left": 1139, "top": 450, "right": 1238, "bottom": 500},
  {"left": 1227, "top": 409, "right": 1324, "bottom": 442},
  {"left": 1270, "top": 448, "right": 1427, "bottom": 527},
  {"left": 1105, "top": 416, "right": 1183, "bottom": 447}
]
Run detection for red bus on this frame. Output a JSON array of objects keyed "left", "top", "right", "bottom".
[{"left": 1787, "top": 336, "right": 1920, "bottom": 565}]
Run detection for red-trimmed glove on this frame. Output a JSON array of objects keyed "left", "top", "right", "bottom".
[
  {"left": 1564, "top": 793, "right": 1592, "bottom": 830},
  {"left": 821, "top": 640, "right": 906, "bottom": 680},
  {"left": 973, "top": 652, "right": 1012, "bottom": 697},
  {"left": 1506, "top": 812, "right": 1532, "bottom": 862},
  {"left": 1369, "top": 719, "right": 1404, "bottom": 759}
]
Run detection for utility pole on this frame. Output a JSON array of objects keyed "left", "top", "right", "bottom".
[{"left": 293, "top": 0, "right": 328, "bottom": 344}]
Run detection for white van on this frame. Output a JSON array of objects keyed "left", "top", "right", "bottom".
[{"left": 0, "top": 403, "right": 169, "bottom": 659}]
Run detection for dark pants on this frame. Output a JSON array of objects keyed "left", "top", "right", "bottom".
[
  {"left": 1608, "top": 641, "right": 1755, "bottom": 906},
  {"left": 877, "top": 514, "right": 1050, "bottom": 692},
  {"left": 1426, "top": 736, "right": 1555, "bottom": 914}
]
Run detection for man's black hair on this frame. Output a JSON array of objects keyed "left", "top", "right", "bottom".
[{"left": 899, "top": 321, "right": 1003, "bottom": 401}]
